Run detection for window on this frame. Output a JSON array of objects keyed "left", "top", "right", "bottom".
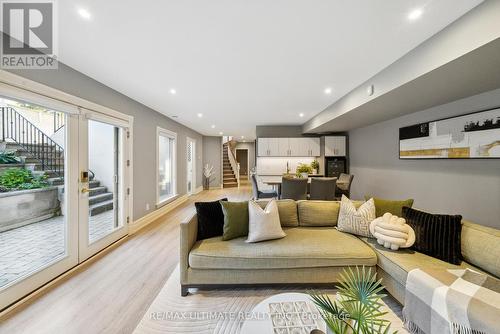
[{"left": 157, "top": 127, "right": 177, "bottom": 204}]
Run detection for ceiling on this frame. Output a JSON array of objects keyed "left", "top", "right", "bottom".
[{"left": 58, "top": 0, "right": 483, "bottom": 140}]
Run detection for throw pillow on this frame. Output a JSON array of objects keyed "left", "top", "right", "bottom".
[
  {"left": 247, "top": 200, "right": 286, "bottom": 243},
  {"left": 337, "top": 195, "right": 375, "bottom": 237},
  {"left": 220, "top": 201, "right": 249, "bottom": 241},
  {"left": 256, "top": 199, "right": 299, "bottom": 227},
  {"left": 194, "top": 198, "right": 228, "bottom": 240},
  {"left": 297, "top": 200, "right": 340, "bottom": 227},
  {"left": 364, "top": 196, "right": 414, "bottom": 217},
  {"left": 402, "top": 207, "right": 462, "bottom": 265}
]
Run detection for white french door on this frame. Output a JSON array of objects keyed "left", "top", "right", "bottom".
[
  {"left": 0, "top": 83, "right": 132, "bottom": 310},
  {"left": 78, "top": 111, "right": 130, "bottom": 261}
]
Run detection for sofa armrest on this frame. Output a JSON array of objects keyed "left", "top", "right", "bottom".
[{"left": 180, "top": 212, "right": 198, "bottom": 283}]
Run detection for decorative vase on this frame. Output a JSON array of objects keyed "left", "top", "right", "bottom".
[
  {"left": 312, "top": 169, "right": 318, "bottom": 175},
  {"left": 300, "top": 172, "right": 308, "bottom": 179}
]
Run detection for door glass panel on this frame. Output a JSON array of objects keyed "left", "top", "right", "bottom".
[
  {"left": 187, "top": 140, "right": 193, "bottom": 194},
  {"left": 87, "top": 120, "right": 120, "bottom": 244},
  {"left": 0, "top": 98, "right": 68, "bottom": 289},
  {"left": 158, "top": 133, "right": 174, "bottom": 202}
]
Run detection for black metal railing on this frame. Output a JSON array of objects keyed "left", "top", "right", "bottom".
[
  {"left": 53, "top": 111, "right": 65, "bottom": 133},
  {"left": 1, "top": 107, "right": 64, "bottom": 178}
]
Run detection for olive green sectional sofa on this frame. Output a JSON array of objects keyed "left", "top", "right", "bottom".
[{"left": 180, "top": 199, "right": 500, "bottom": 302}]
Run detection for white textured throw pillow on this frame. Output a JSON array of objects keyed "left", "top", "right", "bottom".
[
  {"left": 337, "top": 195, "right": 375, "bottom": 237},
  {"left": 246, "top": 200, "right": 286, "bottom": 243}
]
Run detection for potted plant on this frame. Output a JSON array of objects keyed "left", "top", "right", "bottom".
[
  {"left": 309, "top": 267, "right": 395, "bottom": 334},
  {"left": 296, "top": 163, "right": 313, "bottom": 178},
  {"left": 311, "top": 159, "right": 320, "bottom": 175}
]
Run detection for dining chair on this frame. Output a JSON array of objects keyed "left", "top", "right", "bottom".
[
  {"left": 335, "top": 173, "right": 354, "bottom": 198},
  {"left": 251, "top": 173, "right": 278, "bottom": 200},
  {"left": 280, "top": 177, "right": 308, "bottom": 200},
  {"left": 309, "top": 177, "right": 337, "bottom": 200}
]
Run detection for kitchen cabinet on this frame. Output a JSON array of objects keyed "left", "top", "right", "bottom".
[
  {"left": 258, "top": 137, "right": 320, "bottom": 157},
  {"left": 325, "top": 136, "right": 346, "bottom": 157},
  {"left": 258, "top": 138, "right": 280, "bottom": 156}
]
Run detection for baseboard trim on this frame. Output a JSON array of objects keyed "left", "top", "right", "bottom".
[
  {"left": 193, "top": 186, "right": 203, "bottom": 194},
  {"left": 129, "top": 194, "right": 188, "bottom": 234}
]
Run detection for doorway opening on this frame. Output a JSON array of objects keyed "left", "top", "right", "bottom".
[{"left": 235, "top": 148, "right": 249, "bottom": 180}]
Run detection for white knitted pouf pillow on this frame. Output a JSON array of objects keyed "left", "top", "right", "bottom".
[{"left": 369, "top": 213, "right": 415, "bottom": 250}]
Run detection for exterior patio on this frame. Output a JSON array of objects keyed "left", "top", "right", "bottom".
[{"left": 0, "top": 210, "right": 115, "bottom": 289}]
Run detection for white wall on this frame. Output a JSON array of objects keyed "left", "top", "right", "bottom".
[
  {"left": 88, "top": 121, "right": 116, "bottom": 191},
  {"left": 348, "top": 88, "right": 500, "bottom": 228}
]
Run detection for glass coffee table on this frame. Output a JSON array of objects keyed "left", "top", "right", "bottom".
[{"left": 240, "top": 292, "right": 327, "bottom": 334}]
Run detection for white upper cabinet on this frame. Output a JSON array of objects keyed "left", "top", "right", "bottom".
[
  {"left": 325, "top": 136, "right": 346, "bottom": 156},
  {"left": 257, "top": 138, "right": 269, "bottom": 156},
  {"left": 268, "top": 138, "right": 280, "bottom": 156},
  {"left": 305, "top": 137, "right": 320, "bottom": 156},
  {"left": 258, "top": 137, "right": 320, "bottom": 157},
  {"left": 278, "top": 138, "right": 290, "bottom": 156}
]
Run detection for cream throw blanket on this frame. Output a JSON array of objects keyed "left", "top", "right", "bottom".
[{"left": 403, "top": 268, "right": 500, "bottom": 334}]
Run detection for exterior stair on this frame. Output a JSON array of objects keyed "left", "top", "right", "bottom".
[
  {"left": 88, "top": 177, "right": 114, "bottom": 216},
  {"left": 1, "top": 140, "right": 114, "bottom": 217},
  {"left": 222, "top": 143, "right": 238, "bottom": 188}
]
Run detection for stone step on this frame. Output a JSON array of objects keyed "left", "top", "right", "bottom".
[
  {"left": 89, "top": 180, "right": 101, "bottom": 189},
  {"left": 89, "top": 192, "right": 113, "bottom": 205},
  {"left": 89, "top": 186, "right": 107, "bottom": 196},
  {"left": 47, "top": 177, "right": 64, "bottom": 186},
  {"left": 89, "top": 200, "right": 114, "bottom": 216}
]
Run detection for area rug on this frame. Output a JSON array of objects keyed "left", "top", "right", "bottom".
[{"left": 134, "top": 266, "right": 407, "bottom": 333}]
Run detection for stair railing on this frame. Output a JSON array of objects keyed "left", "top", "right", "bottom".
[
  {"left": 1, "top": 106, "right": 64, "bottom": 178},
  {"left": 53, "top": 111, "right": 65, "bottom": 133},
  {"left": 226, "top": 143, "right": 240, "bottom": 188}
]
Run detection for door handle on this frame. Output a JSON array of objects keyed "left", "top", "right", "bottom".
[{"left": 81, "top": 187, "right": 90, "bottom": 194}]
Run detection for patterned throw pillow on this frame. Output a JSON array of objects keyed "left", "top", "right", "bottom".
[{"left": 337, "top": 195, "right": 375, "bottom": 237}]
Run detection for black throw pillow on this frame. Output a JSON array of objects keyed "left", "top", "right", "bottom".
[
  {"left": 402, "top": 207, "right": 462, "bottom": 265},
  {"left": 195, "top": 198, "right": 228, "bottom": 241}
]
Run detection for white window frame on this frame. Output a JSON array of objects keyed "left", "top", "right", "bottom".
[{"left": 156, "top": 127, "right": 177, "bottom": 206}]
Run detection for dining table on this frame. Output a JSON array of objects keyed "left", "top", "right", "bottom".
[{"left": 263, "top": 178, "right": 349, "bottom": 197}]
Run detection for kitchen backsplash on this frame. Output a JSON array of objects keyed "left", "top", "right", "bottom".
[{"left": 256, "top": 157, "right": 316, "bottom": 175}]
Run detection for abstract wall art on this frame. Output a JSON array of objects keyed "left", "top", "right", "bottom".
[{"left": 399, "top": 107, "right": 500, "bottom": 159}]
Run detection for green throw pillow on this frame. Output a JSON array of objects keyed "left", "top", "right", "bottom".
[
  {"left": 364, "top": 196, "right": 414, "bottom": 217},
  {"left": 220, "top": 201, "right": 249, "bottom": 240}
]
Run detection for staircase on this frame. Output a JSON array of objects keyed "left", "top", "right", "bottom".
[
  {"left": 222, "top": 143, "right": 238, "bottom": 188},
  {"left": 1, "top": 106, "right": 114, "bottom": 217}
]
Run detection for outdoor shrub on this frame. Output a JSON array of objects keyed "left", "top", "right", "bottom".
[
  {"left": 0, "top": 168, "right": 48, "bottom": 191},
  {"left": 0, "top": 150, "right": 20, "bottom": 164}
]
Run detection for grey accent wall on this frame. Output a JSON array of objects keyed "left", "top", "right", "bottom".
[
  {"left": 349, "top": 88, "right": 500, "bottom": 228},
  {"left": 256, "top": 125, "right": 303, "bottom": 138},
  {"left": 202, "top": 136, "right": 222, "bottom": 188},
  {"left": 235, "top": 141, "right": 256, "bottom": 172},
  {"left": 8, "top": 64, "right": 203, "bottom": 221}
]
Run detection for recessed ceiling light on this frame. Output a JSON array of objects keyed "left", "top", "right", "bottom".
[
  {"left": 197, "top": 113, "right": 203, "bottom": 118},
  {"left": 169, "top": 89, "right": 176, "bottom": 95},
  {"left": 211, "top": 124, "right": 216, "bottom": 129},
  {"left": 408, "top": 8, "right": 423, "bottom": 21},
  {"left": 241, "top": 136, "right": 245, "bottom": 139},
  {"left": 77, "top": 8, "right": 92, "bottom": 20},
  {"left": 299, "top": 113, "right": 305, "bottom": 118},
  {"left": 219, "top": 131, "right": 223, "bottom": 135},
  {"left": 324, "top": 87, "right": 332, "bottom": 95}
]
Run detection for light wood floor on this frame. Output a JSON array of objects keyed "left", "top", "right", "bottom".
[{"left": 0, "top": 185, "right": 252, "bottom": 334}]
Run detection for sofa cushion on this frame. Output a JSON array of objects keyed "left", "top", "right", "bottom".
[
  {"left": 461, "top": 221, "right": 500, "bottom": 278},
  {"left": 363, "top": 238, "right": 487, "bottom": 286},
  {"left": 297, "top": 201, "right": 340, "bottom": 226},
  {"left": 364, "top": 196, "right": 414, "bottom": 218},
  {"left": 256, "top": 199, "right": 299, "bottom": 227},
  {"left": 189, "top": 227, "right": 377, "bottom": 270}
]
